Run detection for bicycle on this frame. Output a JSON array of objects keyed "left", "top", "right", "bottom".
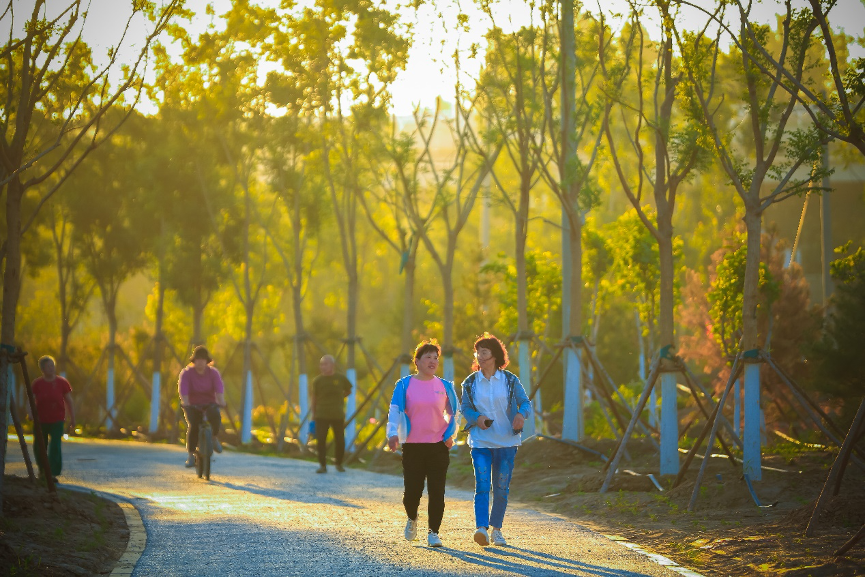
[{"left": 185, "top": 404, "right": 220, "bottom": 481}]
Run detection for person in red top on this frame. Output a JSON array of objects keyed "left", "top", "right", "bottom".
[
  {"left": 178, "top": 346, "right": 226, "bottom": 467},
  {"left": 30, "top": 355, "right": 75, "bottom": 483}
]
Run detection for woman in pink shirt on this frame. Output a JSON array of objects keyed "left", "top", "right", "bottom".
[{"left": 387, "top": 340, "right": 459, "bottom": 548}]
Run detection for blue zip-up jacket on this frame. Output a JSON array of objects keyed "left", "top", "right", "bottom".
[
  {"left": 386, "top": 375, "right": 459, "bottom": 443},
  {"left": 459, "top": 370, "right": 532, "bottom": 432}
]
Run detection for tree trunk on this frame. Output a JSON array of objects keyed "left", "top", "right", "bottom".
[
  {"left": 106, "top": 304, "right": 118, "bottom": 431},
  {"left": 1, "top": 178, "right": 23, "bottom": 346},
  {"left": 568, "top": 213, "right": 582, "bottom": 335},
  {"left": 401, "top": 255, "right": 416, "bottom": 359},
  {"left": 192, "top": 303, "right": 205, "bottom": 347},
  {"left": 742, "top": 203, "right": 763, "bottom": 351},
  {"left": 657, "top": 227, "right": 675, "bottom": 349},
  {"left": 515, "top": 175, "right": 531, "bottom": 335},
  {"left": 151, "top": 275, "right": 165, "bottom": 434},
  {"left": 241, "top": 182, "right": 254, "bottom": 444}
]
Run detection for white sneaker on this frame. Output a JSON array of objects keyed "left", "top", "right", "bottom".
[
  {"left": 427, "top": 532, "right": 443, "bottom": 547},
  {"left": 474, "top": 527, "right": 490, "bottom": 546},
  {"left": 404, "top": 518, "right": 418, "bottom": 541},
  {"left": 491, "top": 528, "right": 507, "bottom": 546}
]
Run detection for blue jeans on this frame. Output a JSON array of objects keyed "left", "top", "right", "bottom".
[{"left": 471, "top": 446, "right": 517, "bottom": 529}]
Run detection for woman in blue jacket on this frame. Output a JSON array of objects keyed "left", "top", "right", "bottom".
[
  {"left": 387, "top": 339, "right": 459, "bottom": 548},
  {"left": 460, "top": 333, "right": 532, "bottom": 547}
]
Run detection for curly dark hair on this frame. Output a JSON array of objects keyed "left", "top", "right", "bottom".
[
  {"left": 471, "top": 332, "right": 509, "bottom": 371},
  {"left": 413, "top": 339, "right": 441, "bottom": 363}
]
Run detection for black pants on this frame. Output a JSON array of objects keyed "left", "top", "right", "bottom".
[
  {"left": 316, "top": 418, "right": 345, "bottom": 467},
  {"left": 402, "top": 442, "right": 450, "bottom": 534},
  {"left": 183, "top": 406, "right": 221, "bottom": 452}
]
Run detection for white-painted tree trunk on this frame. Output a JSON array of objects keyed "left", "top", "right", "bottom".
[
  {"left": 241, "top": 370, "right": 253, "bottom": 444},
  {"left": 345, "top": 368, "right": 357, "bottom": 449},
  {"left": 743, "top": 362, "right": 762, "bottom": 480},
  {"left": 659, "top": 372, "right": 679, "bottom": 475},
  {"left": 106, "top": 366, "right": 116, "bottom": 431},
  {"left": 441, "top": 356, "right": 453, "bottom": 383},
  {"left": 298, "top": 373, "right": 309, "bottom": 444},
  {"left": 149, "top": 372, "right": 161, "bottom": 434},
  {"left": 562, "top": 347, "right": 583, "bottom": 441},
  {"left": 518, "top": 340, "right": 535, "bottom": 438}
]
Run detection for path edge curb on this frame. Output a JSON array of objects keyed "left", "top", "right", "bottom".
[
  {"left": 61, "top": 485, "right": 147, "bottom": 577},
  {"left": 603, "top": 534, "right": 706, "bottom": 577}
]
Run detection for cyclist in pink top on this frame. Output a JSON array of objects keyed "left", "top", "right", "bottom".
[{"left": 178, "top": 346, "right": 226, "bottom": 467}]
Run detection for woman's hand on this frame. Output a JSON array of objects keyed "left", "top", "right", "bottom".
[
  {"left": 444, "top": 438, "right": 454, "bottom": 449},
  {"left": 388, "top": 436, "right": 400, "bottom": 452},
  {"left": 476, "top": 415, "right": 491, "bottom": 430},
  {"left": 512, "top": 413, "right": 525, "bottom": 431}
]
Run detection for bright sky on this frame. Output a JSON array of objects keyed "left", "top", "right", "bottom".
[{"left": 3, "top": 0, "right": 864, "bottom": 116}]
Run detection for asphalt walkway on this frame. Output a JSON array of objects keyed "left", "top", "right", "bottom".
[{"left": 7, "top": 439, "right": 684, "bottom": 576}]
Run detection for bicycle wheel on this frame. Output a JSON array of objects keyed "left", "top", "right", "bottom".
[
  {"left": 195, "top": 449, "right": 203, "bottom": 478},
  {"left": 200, "top": 426, "right": 213, "bottom": 481}
]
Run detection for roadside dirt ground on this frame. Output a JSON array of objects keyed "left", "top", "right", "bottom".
[
  {"left": 369, "top": 436, "right": 865, "bottom": 576},
  {"left": 0, "top": 475, "right": 128, "bottom": 576}
]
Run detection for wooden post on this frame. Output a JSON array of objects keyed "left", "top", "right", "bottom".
[
  {"left": 9, "top": 388, "right": 35, "bottom": 481},
  {"left": 18, "top": 351, "right": 55, "bottom": 493},
  {"left": 806, "top": 400, "right": 864, "bottom": 537},
  {"left": 733, "top": 378, "right": 741, "bottom": 440}
]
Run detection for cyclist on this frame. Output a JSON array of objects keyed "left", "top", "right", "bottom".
[{"left": 178, "top": 346, "right": 225, "bottom": 467}]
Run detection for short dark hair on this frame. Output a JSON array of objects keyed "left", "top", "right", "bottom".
[
  {"left": 472, "top": 333, "right": 509, "bottom": 371},
  {"left": 413, "top": 339, "right": 441, "bottom": 362}
]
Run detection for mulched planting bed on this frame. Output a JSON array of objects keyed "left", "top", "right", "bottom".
[{"left": 0, "top": 475, "right": 129, "bottom": 576}]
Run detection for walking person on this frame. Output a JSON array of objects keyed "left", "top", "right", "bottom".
[
  {"left": 312, "top": 355, "right": 353, "bottom": 473},
  {"left": 29, "top": 355, "right": 75, "bottom": 483},
  {"left": 179, "top": 346, "right": 226, "bottom": 468},
  {"left": 387, "top": 340, "right": 459, "bottom": 548},
  {"left": 460, "top": 333, "right": 532, "bottom": 547}
]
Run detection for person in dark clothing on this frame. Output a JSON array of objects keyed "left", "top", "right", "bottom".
[{"left": 312, "top": 355, "right": 353, "bottom": 473}]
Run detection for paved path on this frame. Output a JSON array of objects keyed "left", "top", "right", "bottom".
[{"left": 7, "top": 439, "right": 680, "bottom": 576}]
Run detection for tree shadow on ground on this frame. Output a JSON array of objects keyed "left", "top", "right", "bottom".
[
  {"left": 210, "top": 481, "right": 363, "bottom": 509},
  {"left": 432, "top": 545, "right": 655, "bottom": 577}
]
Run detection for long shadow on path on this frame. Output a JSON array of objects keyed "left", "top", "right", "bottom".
[
  {"left": 433, "top": 545, "right": 655, "bottom": 577},
  {"left": 209, "top": 480, "right": 363, "bottom": 509}
]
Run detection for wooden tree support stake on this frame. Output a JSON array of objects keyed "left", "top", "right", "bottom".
[
  {"left": 8, "top": 388, "right": 35, "bottom": 481},
  {"left": 599, "top": 355, "right": 662, "bottom": 492},
  {"left": 687, "top": 354, "right": 744, "bottom": 512},
  {"left": 806, "top": 399, "right": 864, "bottom": 537},
  {"left": 674, "top": 356, "right": 744, "bottom": 488},
  {"left": 834, "top": 525, "right": 864, "bottom": 557}
]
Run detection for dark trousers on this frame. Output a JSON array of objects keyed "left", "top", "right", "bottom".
[
  {"left": 37, "top": 421, "right": 64, "bottom": 478},
  {"left": 316, "top": 418, "right": 345, "bottom": 467},
  {"left": 402, "top": 442, "right": 450, "bottom": 534},
  {"left": 183, "top": 406, "right": 221, "bottom": 452}
]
